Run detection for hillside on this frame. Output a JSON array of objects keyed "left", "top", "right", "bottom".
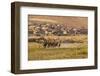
[{"left": 28, "top": 15, "right": 88, "bottom": 28}]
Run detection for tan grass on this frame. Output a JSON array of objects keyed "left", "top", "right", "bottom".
[{"left": 28, "top": 35, "right": 88, "bottom": 60}]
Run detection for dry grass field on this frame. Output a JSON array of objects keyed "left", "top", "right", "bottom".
[{"left": 28, "top": 35, "right": 88, "bottom": 60}]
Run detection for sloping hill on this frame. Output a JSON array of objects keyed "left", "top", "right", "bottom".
[{"left": 28, "top": 15, "right": 88, "bottom": 28}]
